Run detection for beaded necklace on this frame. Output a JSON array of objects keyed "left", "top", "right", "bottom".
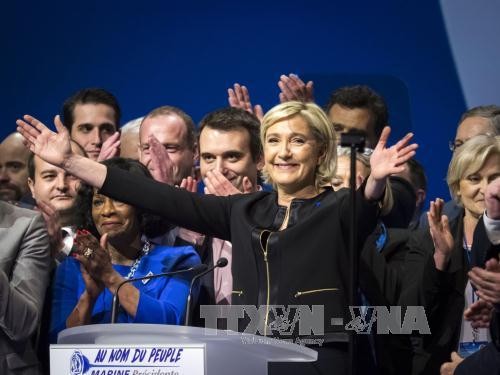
[{"left": 125, "top": 240, "right": 151, "bottom": 280}]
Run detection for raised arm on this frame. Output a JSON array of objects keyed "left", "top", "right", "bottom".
[
  {"left": 16, "top": 115, "right": 107, "bottom": 188},
  {"left": 17, "top": 114, "right": 233, "bottom": 239},
  {"left": 99, "top": 166, "right": 233, "bottom": 239},
  {"left": 365, "top": 127, "right": 418, "bottom": 201}
]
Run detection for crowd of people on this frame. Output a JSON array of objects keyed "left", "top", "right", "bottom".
[{"left": 0, "top": 74, "right": 499, "bottom": 375}]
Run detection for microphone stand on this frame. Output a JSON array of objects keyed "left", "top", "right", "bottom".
[
  {"left": 184, "top": 257, "right": 228, "bottom": 326},
  {"left": 110, "top": 264, "right": 207, "bottom": 324},
  {"left": 340, "top": 131, "right": 365, "bottom": 375}
]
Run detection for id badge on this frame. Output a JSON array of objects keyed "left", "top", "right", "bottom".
[{"left": 458, "top": 341, "right": 488, "bottom": 358}]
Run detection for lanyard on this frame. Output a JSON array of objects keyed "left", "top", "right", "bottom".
[{"left": 463, "top": 236, "right": 472, "bottom": 267}]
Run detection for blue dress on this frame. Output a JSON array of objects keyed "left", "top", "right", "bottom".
[{"left": 49, "top": 245, "right": 200, "bottom": 343}]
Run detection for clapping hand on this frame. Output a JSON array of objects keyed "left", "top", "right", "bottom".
[
  {"left": 97, "top": 131, "right": 121, "bottom": 161},
  {"left": 440, "top": 352, "right": 463, "bottom": 375},
  {"left": 428, "top": 198, "right": 454, "bottom": 270},
  {"left": 228, "top": 83, "right": 264, "bottom": 121},
  {"left": 37, "top": 200, "right": 64, "bottom": 258},
  {"left": 73, "top": 231, "right": 114, "bottom": 287},
  {"left": 469, "top": 256, "right": 500, "bottom": 304},
  {"left": 278, "top": 73, "right": 314, "bottom": 103},
  {"left": 464, "top": 299, "right": 493, "bottom": 329},
  {"left": 485, "top": 177, "right": 500, "bottom": 219},
  {"left": 148, "top": 135, "right": 176, "bottom": 185},
  {"left": 203, "top": 170, "right": 253, "bottom": 196},
  {"left": 179, "top": 176, "right": 198, "bottom": 193}
]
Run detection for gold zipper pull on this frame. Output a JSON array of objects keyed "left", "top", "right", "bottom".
[
  {"left": 231, "top": 290, "right": 244, "bottom": 296},
  {"left": 294, "top": 288, "right": 339, "bottom": 298},
  {"left": 279, "top": 205, "right": 291, "bottom": 231}
]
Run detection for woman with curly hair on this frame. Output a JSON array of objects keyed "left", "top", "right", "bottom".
[{"left": 49, "top": 158, "right": 200, "bottom": 342}]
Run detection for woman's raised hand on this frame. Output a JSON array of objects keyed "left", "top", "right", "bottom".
[
  {"left": 369, "top": 126, "right": 418, "bottom": 181},
  {"left": 16, "top": 114, "right": 73, "bottom": 168},
  {"left": 364, "top": 126, "right": 418, "bottom": 201}
]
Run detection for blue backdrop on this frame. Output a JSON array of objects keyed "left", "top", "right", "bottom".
[{"left": 1, "top": 0, "right": 467, "bottom": 204}]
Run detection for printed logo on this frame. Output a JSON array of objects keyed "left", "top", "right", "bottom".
[{"left": 70, "top": 350, "right": 90, "bottom": 375}]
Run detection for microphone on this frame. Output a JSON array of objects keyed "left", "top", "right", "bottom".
[
  {"left": 110, "top": 263, "right": 208, "bottom": 324},
  {"left": 184, "top": 257, "right": 228, "bottom": 326}
]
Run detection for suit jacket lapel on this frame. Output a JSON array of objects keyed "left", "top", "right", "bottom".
[{"left": 446, "top": 213, "right": 469, "bottom": 296}]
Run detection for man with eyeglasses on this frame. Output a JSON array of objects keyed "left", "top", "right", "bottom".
[
  {"left": 449, "top": 105, "right": 500, "bottom": 152},
  {"left": 420, "top": 105, "right": 500, "bottom": 228}
]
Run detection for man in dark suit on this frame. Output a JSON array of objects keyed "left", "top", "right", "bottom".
[{"left": 0, "top": 201, "right": 51, "bottom": 374}]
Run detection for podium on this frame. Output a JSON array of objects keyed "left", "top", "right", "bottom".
[{"left": 51, "top": 324, "right": 317, "bottom": 374}]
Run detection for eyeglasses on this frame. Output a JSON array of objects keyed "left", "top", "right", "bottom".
[
  {"left": 139, "top": 143, "right": 183, "bottom": 153},
  {"left": 337, "top": 145, "right": 374, "bottom": 157},
  {"left": 448, "top": 140, "right": 463, "bottom": 152},
  {"left": 449, "top": 133, "right": 495, "bottom": 152},
  {"left": 360, "top": 147, "right": 374, "bottom": 157}
]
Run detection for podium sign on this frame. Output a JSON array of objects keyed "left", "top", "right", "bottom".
[
  {"left": 52, "top": 324, "right": 317, "bottom": 375},
  {"left": 50, "top": 343, "right": 205, "bottom": 375}
]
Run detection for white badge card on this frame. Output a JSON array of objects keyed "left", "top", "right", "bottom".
[{"left": 50, "top": 343, "right": 205, "bottom": 375}]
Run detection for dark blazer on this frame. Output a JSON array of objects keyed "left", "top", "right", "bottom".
[
  {"left": 382, "top": 176, "right": 417, "bottom": 229},
  {"left": 400, "top": 211, "right": 469, "bottom": 374},
  {"left": 0, "top": 201, "right": 51, "bottom": 374},
  {"left": 100, "top": 166, "right": 380, "bottom": 342},
  {"left": 456, "top": 216, "right": 500, "bottom": 374},
  {"left": 98, "top": 167, "right": 387, "bottom": 375},
  {"left": 360, "top": 226, "right": 415, "bottom": 374},
  {"left": 361, "top": 225, "right": 411, "bottom": 307}
]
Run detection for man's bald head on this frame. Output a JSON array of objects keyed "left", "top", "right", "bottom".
[
  {"left": 0, "top": 133, "right": 31, "bottom": 202},
  {"left": 120, "top": 117, "right": 143, "bottom": 159}
]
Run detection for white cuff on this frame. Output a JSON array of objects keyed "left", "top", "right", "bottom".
[{"left": 484, "top": 211, "right": 500, "bottom": 245}]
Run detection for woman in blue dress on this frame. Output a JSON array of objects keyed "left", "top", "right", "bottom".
[{"left": 49, "top": 158, "right": 200, "bottom": 342}]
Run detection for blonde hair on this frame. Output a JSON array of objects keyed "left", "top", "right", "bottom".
[
  {"left": 260, "top": 101, "right": 337, "bottom": 189},
  {"left": 447, "top": 134, "right": 500, "bottom": 205}
]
